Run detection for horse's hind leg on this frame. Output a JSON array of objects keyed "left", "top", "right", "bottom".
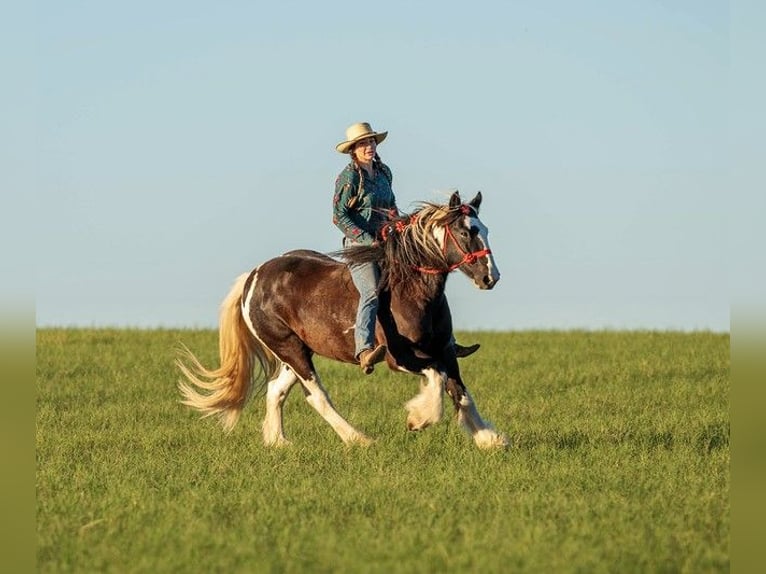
[
  {"left": 262, "top": 364, "right": 298, "bottom": 447},
  {"left": 299, "top": 372, "right": 373, "bottom": 446},
  {"left": 257, "top": 327, "right": 371, "bottom": 445}
]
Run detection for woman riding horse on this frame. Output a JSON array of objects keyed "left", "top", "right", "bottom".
[
  {"left": 178, "top": 191, "right": 507, "bottom": 449},
  {"left": 332, "top": 122, "right": 479, "bottom": 373}
]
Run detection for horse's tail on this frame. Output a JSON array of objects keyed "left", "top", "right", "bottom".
[{"left": 177, "top": 272, "right": 278, "bottom": 432}]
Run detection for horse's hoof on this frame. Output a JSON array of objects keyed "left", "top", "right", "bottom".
[
  {"left": 473, "top": 429, "right": 509, "bottom": 450},
  {"left": 348, "top": 434, "right": 374, "bottom": 446},
  {"left": 406, "top": 418, "right": 430, "bottom": 432}
]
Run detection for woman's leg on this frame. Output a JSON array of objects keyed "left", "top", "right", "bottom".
[{"left": 348, "top": 261, "right": 381, "bottom": 358}]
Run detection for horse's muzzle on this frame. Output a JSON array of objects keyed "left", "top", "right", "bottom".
[{"left": 479, "top": 274, "right": 499, "bottom": 290}]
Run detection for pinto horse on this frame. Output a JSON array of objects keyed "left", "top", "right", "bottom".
[{"left": 177, "top": 191, "right": 507, "bottom": 449}]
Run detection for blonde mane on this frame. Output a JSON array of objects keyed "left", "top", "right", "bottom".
[{"left": 337, "top": 199, "right": 471, "bottom": 294}]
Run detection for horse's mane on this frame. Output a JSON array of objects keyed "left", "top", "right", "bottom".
[{"left": 336, "top": 201, "right": 466, "bottom": 291}]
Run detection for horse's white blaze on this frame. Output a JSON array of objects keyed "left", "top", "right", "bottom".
[
  {"left": 262, "top": 364, "right": 298, "bottom": 446},
  {"left": 432, "top": 226, "right": 447, "bottom": 250},
  {"left": 468, "top": 214, "right": 501, "bottom": 284},
  {"left": 405, "top": 368, "right": 445, "bottom": 431},
  {"left": 456, "top": 390, "right": 509, "bottom": 449}
]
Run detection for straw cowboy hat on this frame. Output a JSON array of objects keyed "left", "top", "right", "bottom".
[{"left": 335, "top": 122, "right": 388, "bottom": 154}]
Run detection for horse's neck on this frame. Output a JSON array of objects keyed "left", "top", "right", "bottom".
[{"left": 390, "top": 271, "right": 447, "bottom": 303}]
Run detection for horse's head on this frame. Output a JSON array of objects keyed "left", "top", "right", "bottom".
[
  {"left": 439, "top": 191, "right": 501, "bottom": 290},
  {"left": 374, "top": 192, "right": 501, "bottom": 290}
]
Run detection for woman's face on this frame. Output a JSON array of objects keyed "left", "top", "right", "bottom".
[{"left": 352, "top": 137, "right": 377, "bottom": 164}]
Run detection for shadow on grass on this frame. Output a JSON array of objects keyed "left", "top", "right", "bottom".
[{"left": 508, "top": 422, "right": 729, "bottom": 454}]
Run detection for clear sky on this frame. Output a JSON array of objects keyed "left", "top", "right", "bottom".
[{"left": 13, "top": 1, "right": 749, "bottom": 332}]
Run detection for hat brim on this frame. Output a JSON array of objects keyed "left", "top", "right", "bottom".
[{"left": 335, "top": 131, "right": 388, "bottom": 154}]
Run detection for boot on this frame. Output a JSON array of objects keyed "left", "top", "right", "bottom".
[
  {"left": 359, "top": 344, "right": 387, "bottom": 374},
  {"left": 454, "top": 343, "right": 480, "bottom": 358}
]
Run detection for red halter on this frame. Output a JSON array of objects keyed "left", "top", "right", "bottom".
[
  {"left": 417, "top": 206, "right": 492, "bottom": 274},
  {"left": 380, "top": 205, "right": 491, "bottom": 274},
  {"left": 415, "top": 223, "right": 492, "bottom": 274}
]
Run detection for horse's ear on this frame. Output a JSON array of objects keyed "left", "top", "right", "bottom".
[
  {"left": 449, "top": 191, "right": 462, "bottom": 209},
  {"left": 469, "top": 191, "right": 483, "bottom": 213}
]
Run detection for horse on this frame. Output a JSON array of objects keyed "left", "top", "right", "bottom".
[{"left": 177, "top": 191, "right": 508, "bottom": 449}]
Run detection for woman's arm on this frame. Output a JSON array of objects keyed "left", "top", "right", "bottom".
[{"left": 332, "top": 168, "right": 376, "bottom": 244}]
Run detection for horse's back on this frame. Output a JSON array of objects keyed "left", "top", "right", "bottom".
[
  {"left": 282, "top": 249, "right": 340, "bottom": 265},
  {"left": 252, "top": 248, "right": 351, "bottom": 294}
]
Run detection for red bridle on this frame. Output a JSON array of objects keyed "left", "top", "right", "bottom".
[
  {"left": 416, "top": 222, "right": 492, "bottom": 274},
  {"left": 380, "top": 205, "right": 492, "bottom": 274}
]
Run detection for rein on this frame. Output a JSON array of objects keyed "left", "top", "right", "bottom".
[{"left": 381, "top": 205, "right": 492, "bottom": 275}]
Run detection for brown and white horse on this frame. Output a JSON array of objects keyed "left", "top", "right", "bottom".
[{"left": 177, "top": 191, "right": 507, "bottom": 448}]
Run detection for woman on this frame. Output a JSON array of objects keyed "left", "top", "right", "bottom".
[{"left": 332, "top": 122, "right": 479, "bottom": 374}]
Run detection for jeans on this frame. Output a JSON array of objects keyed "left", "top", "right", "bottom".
[{"left": 349, "top": 260, "right": 380, "bottom": 358}]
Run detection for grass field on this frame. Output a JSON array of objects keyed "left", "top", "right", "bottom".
[{"left": 36, "top": 329, "right": 729, "bottom": 572}]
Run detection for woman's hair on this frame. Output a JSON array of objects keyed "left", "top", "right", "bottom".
[{"left": 350, "top": 151, "right": 384, "bottom": 198}]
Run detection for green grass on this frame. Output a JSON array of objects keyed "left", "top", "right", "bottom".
[{"left": 36, "top": 329, "right": 729, "bottom": 573}]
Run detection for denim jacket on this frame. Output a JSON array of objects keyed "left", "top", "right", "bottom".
[{"left": 332, "top": 162, "right": 397, "bottom": 246}]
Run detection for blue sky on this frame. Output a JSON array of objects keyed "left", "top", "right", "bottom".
[{"left": 12, "top": 1, "right": 752, "bottom": 332}]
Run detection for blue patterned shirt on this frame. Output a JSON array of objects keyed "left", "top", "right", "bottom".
[{"left": 332, "top": 162, "right": 397, "bottom": 246}]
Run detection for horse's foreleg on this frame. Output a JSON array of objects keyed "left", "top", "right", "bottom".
[
  {"left": 405, "top": 368, "right": 445, "bottom": 431},
  {"left": 446, "top": 378, "right": 508, "bottom": 449},
  {"left": 300, "top": 373, "right": 373, "bottom": 446},
  {"left": 262, "top": 364, "right": 298, "bottom": 447}
]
